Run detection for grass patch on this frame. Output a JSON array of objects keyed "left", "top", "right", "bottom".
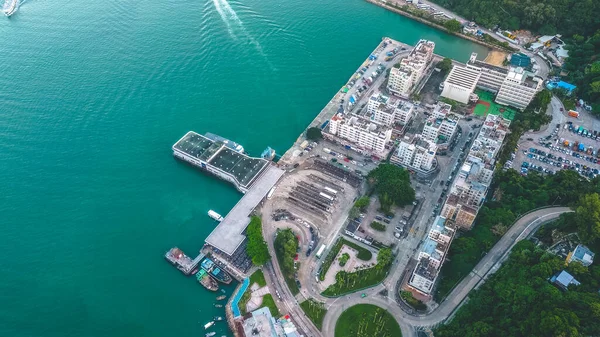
[
  {"left": 335, "top": 304, "right": 401, "bottom": 337},
  {"left": 370, "top": 221, "right": 386, "bottom": 232},
  {"left": 319, "top": 238, "right": 373, "bottom": 281},
  {"left": 400, "top": 291, "right": 427, "bottom": 311},
  {"left": 300, "top": 299, "right": 327, "bottom": 330},
  {"left": 238, "top": 288, "right": 252, "bottom": 315},
  {"left": 321, "top": 263, "right": 390, "bottom": 297},
  {"left": 261, "top": 294, "right": 280, "bottom": 318},
  {"left": 274, "top": 228, "right": 300, "bottom": 295},
  {"left": 249, "top": 269, "right": 266, "bottom": 287}
]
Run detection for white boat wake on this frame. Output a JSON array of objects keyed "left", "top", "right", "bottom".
[
  {"left": 212, "top": 0, "right": 236, "bottom": 39},
  {"left": 212, "top": 0, "right": 276, "bottom": 71}
]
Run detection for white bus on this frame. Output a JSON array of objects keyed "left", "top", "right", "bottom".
[
  {"left": 324, "top": 187, "right": 338, "bottom": 195},
  {"left": 315, "top": 244, "right": 326, "bottom": 259}
]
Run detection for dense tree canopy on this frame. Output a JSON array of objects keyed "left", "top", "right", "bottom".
[
  {"left": 430, "top": 0, "right": 600, "bottom": 37},
  {"left": 306, "top": 127, "right": 322, "bottom": 141},
  {"left": 274, "top": 228, "right": 298, "bottom": 273},
  {"left": 437, "top": 58, "right": 453, "bottom": 73},
  {"left": 436, "top": 240, "right": 600, "bottom": 337},
  {"left": 436, "top": 168, "right": 599, "bottom": 298},
  {"left": 367, "top": 164, "right": 415, "bottom": 211},
  {"left": 443, "top": 19, "right": 462, "bottom": 33},
  {"left": 246, "top": 216, "right": 271, "bottom": 265},
  {"left": 575, "top": 193, "right": 600, "bottom": 244}
]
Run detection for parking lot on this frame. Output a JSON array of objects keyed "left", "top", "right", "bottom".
[{"left": 511, "top": 121, "right": 600, "bottom": 178}]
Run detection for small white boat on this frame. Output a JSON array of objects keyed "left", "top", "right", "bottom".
[
  {"left": 205, "top": 332, "right": 216, "bottom": 337},
  {"left": 208, "top": 210, "right": 224, "bottom": 222},
  {"left": 204, "top": 321, "right": 215, "bottom": 330}
]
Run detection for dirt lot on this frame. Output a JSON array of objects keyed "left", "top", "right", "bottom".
[{"left": 483, "top": 50, "right": 508, "bottom": 66}]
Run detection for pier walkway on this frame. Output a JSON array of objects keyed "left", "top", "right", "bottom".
[{"left": 205, "top": 164, "right": 285, "bottom": 255}]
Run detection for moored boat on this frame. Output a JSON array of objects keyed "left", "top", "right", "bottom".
[
  {"left": 200, "top": 258, "right": 232, "bottom": 284},
  {"left": 214, "top": 304, "right": 223, "bottom": 308},
  {"left": 214, "top": 316, "right": 223, "bottom": 321},
  {"left": 208, "top": 210, "right": 224, "bottom": 222},
  {"left": 197, "top": 269, "right": 219, "bottom": 292},
  {"left": 206, "top": 333, "right": 216, "bottom": 337},
  {"left": 204, "top": 321, "right": 215, "bottom": 329},
  {"left": 216, "top": 295, "right": 226, "bottom": 301}
]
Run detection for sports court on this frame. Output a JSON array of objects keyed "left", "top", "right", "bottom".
[{"left": 471, "top": 90, "right": 517, "bottom": 121}]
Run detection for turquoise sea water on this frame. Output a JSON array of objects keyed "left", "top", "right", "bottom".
[{"left": 0, "top": 0, "right": 486, "bottom": 336}]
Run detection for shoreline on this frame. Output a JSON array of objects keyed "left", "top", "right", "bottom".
[{"left": 364, "top": 0, "right": 514, "bottom": 53}]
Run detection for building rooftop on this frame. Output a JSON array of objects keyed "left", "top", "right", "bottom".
[
  {"left": 468, "top": 53, "right": 509, "bottom": 74},
  {"left": 413, "top": 257, "right": 438, "bottom": 281},
  {"left": 241, "top": 307, "right": 278, "bottom": 337},
  {"left": 550, "top": 270, "right": 580, "bottom": 290},
  {"left": 173, "top": 132, "right": 269, "bottom": 188},
  {"left": 205, "top": 164, "right": 285, "bottom": 255},
  {"left": 445, "top": 65, "right": 480, "bottom": 89},
  {"left": 568, "top": 244, "right": 595, "bottom": 266}
]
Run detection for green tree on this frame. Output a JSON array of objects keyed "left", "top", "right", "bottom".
[
  {"left": 274, "top": 228, "right": 298, "bottom": 273},
  {"left": 575, "top": 193, "right": 600, "bottom": 244},
  {"left": 376, "top": 248, "right": 392, "bottom": 270},
  {"left": 246, "top": 216, "right": 271, "bottom": 265},
  {"left": 437, "top": 57, "right": 452, "bottom": 73},
  {"left": 367, "top": 164, "right": 415, "bottom": 208},
  {"left": 353, "top": 196, "right": 370, "bottom": 212},
  {"left": 443, "top": 19, "right": 462, "bottom": 33},
  {"left": 306, "top": 127, "right": 322, "bottom": 141}
]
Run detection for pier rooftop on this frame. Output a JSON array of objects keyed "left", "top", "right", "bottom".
[
  {"left": 173, "top": 131, "right": 269, "bottom": 192},
  {"left": 205, "top": 164, "right": 284, "bottom": 255}
]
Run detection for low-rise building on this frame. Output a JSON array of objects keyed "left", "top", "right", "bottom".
[
  {"left": 567, "top": 245, "right": 595, "bottom": 267},
  {"left": 440, "top": 64, "right": 481, "bottom": 104},
  {"left": 421, "top": 102, "right": 460, "bottom": 144},
  {"left": 495, "top": 67, "right": 543, "bottom": 110},
  {"left": 388, "top": 40, "right": 435, "bottom": 97},
  {"left": 408, "top": 216, "right": 455, "bottom": 295},
  {"left": 394, "top": 101, "right": 416, "bottom": 126},
  {"left": 408, "top": 257, "right": 437, "bottom": 295},
  {"left": 328, "top": 113, "right": 392, "bottom": 154},
  {"left": 550, "top": 270, "right": 580, "bottom": 291},
  {"left": 392, "top": 134, "right": 437, "bottom": 172},
  {"left": 241, "top": 307, "right": 303, "bottom": 337},
  {"left": 440, "top": 194, "right": 478, "bottom": 230}
]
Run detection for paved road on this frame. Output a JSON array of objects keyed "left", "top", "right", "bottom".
[{"left": 319, "top": 207, "right": 572, "bottom": 337}]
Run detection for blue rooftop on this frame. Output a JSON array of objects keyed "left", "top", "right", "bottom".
[
  {"left": 550, "top": 270, "right": 580, "bottom": 290},
  {"left": 547, "top": 80, "right": 577, "bottom": 94}
]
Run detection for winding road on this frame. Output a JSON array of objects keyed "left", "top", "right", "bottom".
[{"left": 262, "top": 206, "right": 572, "bottom": 337}]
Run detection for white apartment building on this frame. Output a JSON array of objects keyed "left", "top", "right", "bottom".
[
  {"left": 440, "top": 64, "right": 481, "bottom": 104},
  {"left": 421, "top": 102, "right": 460, "bottom": 144},
  {"left": 373, "top": 104, "right": 396, "bottom": 126},
  {"left": 394, "top": 101, "right": 415, "bottom": 125},
  {"left": 388, "top": 40, "right": 435, "bottom": 97},
  {"left": 393, "top": 135, "right": 437, "bottom": 171},
  {"left": 328, "top": 113, "right": 392, "bottom": 154},
  {"left": 495, "top": 67, "right": 543, "bottom": 110},
  {"left": 366, "top": 93, "right": 389, "bottom": 116}
]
